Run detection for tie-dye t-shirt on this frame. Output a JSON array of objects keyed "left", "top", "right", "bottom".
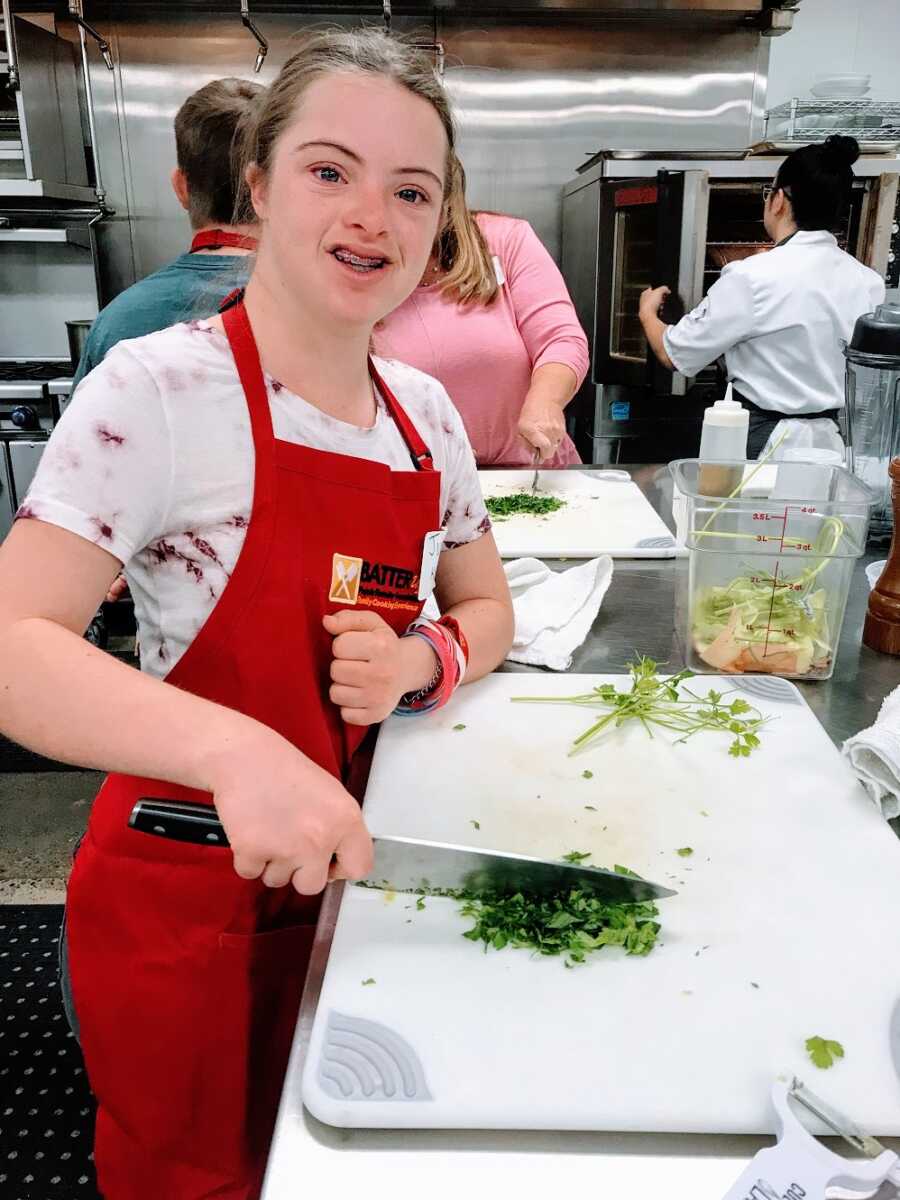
[{"left": 20, "top": 319, "right": 490, "bottom": 677}]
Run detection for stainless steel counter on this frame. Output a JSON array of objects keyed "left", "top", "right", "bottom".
[{"left": 262, "top": 463, "right": 900, "bottom": 1200}]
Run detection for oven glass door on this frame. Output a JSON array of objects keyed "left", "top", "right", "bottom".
[
  {"left": 595, "top": 171, "right": 692, "bottom": 392},
  {"left": 610, "top": 200, "right": 656, "bottom": 365}
]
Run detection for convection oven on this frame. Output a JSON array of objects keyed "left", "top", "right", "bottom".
[{"left": 561, "top": 152, "right": 900, "bottom": 463}]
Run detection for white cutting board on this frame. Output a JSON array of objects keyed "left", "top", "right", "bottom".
[
  {"left": 302, "top": 673, "right": 900, "bottom": 1134},
  {"left": 479, "top": 469, "right": 685, "bottom": 558}
]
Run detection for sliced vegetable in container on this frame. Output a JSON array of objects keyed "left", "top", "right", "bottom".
[{"left": 691, "top": 507, "right": 848, "bottom": 679}]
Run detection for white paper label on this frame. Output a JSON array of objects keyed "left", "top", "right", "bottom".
[{"left": 418, "top": 529, "right": 446, "bottom": 600}]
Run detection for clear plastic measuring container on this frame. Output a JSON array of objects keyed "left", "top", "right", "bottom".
[{"left": 670, "top": 459, "right": 874, "bottom": 680}]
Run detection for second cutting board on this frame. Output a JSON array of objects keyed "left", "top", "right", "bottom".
[{"left": 479, "top": 469, "right": 684, "bottom": 558}]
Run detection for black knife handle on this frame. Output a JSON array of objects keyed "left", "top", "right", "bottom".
[{"left": 129, "top": 798, "right": 230, "bottom": 847}]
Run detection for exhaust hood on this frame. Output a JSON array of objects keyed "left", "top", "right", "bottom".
[{"left": 81, "top": 0, "right": 801, "bottom": 33}]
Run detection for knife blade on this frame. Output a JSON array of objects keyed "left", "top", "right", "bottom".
[
  {"left": 362, "top": 834, "right": 675, "bottom": 904},
  {"left": 530, "top": 445, "right": 540, "bottom": 494},
  {"left": 129, "top": 798, "right": 675, "bottom": 905}
]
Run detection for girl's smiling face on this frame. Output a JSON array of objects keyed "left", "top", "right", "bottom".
[{"left": 249, "top": 72, "right": 448, "bottom": 329}]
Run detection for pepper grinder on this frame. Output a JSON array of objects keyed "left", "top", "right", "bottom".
[{"left": 863, "top": 457, "right": 900, "bottom": 655}]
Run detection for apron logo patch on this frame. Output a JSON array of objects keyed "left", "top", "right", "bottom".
[
  {"left": 329, "top": 553, "right": 363, "bottom": 604},
  {"left": 328, "top": 553, "right": 421, "bottom": 613}
]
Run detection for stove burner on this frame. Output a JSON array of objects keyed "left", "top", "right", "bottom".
[{"left": 0, "top": 362, "right": 73, "bottom": 384}]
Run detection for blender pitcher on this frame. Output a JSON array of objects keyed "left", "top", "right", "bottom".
[{"left": 842, "top": 301, "right": 900, "bottom": 538}]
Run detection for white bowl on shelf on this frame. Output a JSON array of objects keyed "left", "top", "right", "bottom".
[{"left": 810, "top": 73, "right": 871, "bottom": 99}]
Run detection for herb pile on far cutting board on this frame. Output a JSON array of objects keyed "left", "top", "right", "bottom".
[{"left": 485, "top": 493, "right": 566, "bottom": 520}]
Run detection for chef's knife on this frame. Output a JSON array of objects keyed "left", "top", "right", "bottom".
[{"left": 129, "top": 798, "right": 675, "bottom": 905}]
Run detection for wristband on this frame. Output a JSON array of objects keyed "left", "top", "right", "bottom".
[
  {"left": 417, "top": 615, "right": 467, "bottom": 691},
  {"left": 394, "top": 616, "right": 465, "bottom": 716},
  {"left": 437, "top": 614, "right": 469, "bottom": 669}
]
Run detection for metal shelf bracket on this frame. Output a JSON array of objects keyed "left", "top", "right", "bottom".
[{"left": 240, "top": 0, "right": 268, "bottom": 74}]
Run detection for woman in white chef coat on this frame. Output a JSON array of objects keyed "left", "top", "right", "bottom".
[{"left": 639, "top": 136, "right": 886, "bottom": 457}]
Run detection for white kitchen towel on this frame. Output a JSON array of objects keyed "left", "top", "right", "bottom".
[
  {"left": 505, "top": 554, "right": 614, "bottom": 671},
  {"left": 842, "top": 683, "right": 900, "bottom": 820},
  {"left": 420, "top": 556, "right": 614, "bottom": 671},
  {"left": 866, "top": 560, "right": 886, "bottom": 590}
]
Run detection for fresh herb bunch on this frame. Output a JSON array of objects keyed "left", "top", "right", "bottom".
[
  {"left": 513, "top": 655, "right": 769, "bottom": 758},
  {"left": 485, "top": 493, "right": 566, "bottom": 520},
  {"left": 457, "top": 868, "right": 660, "bottom": 967}
]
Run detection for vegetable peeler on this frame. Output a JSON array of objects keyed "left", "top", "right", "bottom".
[{"left": 722, "top": 1078, "right": 899, "bottom": 1199}]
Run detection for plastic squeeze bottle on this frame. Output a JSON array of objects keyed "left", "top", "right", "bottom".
[{"left": 697, "top": 396, "right": 749, "bottom": 497}]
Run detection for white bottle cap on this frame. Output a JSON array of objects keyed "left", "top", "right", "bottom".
[{"left": 704, "top": 398, "right": 749, "bottom": 429}]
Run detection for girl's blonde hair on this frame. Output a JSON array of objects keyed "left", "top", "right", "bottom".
[
  {"left": 432, "top": 155, "right": 500, "bottom": 307},
  {"left": 234, "top": 29, "right": 455, "bottom": 223}
]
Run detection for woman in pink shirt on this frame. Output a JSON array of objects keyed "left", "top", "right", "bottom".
[{"left": 375, "top": 159, "right": 589, "bottom": 467}]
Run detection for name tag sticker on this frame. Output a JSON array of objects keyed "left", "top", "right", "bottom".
[{"left": 418, "top": 530, "right": 447, "bottom": 600}]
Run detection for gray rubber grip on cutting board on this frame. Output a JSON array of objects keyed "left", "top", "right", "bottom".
[{"left": 318, "top": 1011, "right": 433, "bottom": 1102}]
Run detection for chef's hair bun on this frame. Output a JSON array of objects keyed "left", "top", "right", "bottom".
[
  {"left": 822, "top": 135, "right": 861, "bottom": 168},
  {"left": 775, "top": 137, "right": 860, "bottom": 232}
]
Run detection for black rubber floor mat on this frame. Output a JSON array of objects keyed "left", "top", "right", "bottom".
[{"left": 0, "top": 905, "right": 99, "bottom": 1199}]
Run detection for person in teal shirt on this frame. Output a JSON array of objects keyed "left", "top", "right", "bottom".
[{"left": 72, "top": 76, "right": 262, "bottom": 389}]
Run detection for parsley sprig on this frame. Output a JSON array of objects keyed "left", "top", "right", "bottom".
[
  {"left": 513, "top": 656, "right": 770, "bottom": 758},
  {"left": 805, "top": 1035, "right": 844, "bottom": 1069}
]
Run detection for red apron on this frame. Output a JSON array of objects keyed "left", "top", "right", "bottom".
[
  {"left": 190, "top": 229, "right": 259, "bottom": 253},
  {"left": 66, "top": 300, "right": 440, "bottom": 1199}
]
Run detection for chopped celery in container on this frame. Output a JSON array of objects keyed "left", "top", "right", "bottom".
[
  {"left": 692, "top": 518, "right": 842, "bottom": 678},
  {"left": 669, "top": 457, "right": 874, "bottom": 682}
]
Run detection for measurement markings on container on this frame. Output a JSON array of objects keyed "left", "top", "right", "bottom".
[
  {"left": 749, "top": 506, "right": 818, "bottom": 556},
  {"left": 756, "top": 506, "right": 820, "bottom": 657},
  {"left": 762, "top": 561, "right": 780, "bottom": 657}
]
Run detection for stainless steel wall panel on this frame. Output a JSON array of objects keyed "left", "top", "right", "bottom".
[
  {"left": 72, "top": 12, "right": 769, "bottom": 295},
  {"left": 0, "top": 243, "right": 99, "bottom": 358},
  {"left": 443, "top": 23, "right": 768, "bottom": 256}
]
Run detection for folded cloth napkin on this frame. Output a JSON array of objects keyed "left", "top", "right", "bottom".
[
  {"left": 421, "top": 556, "right": 614, "bottom": 671},
  {"left": 842, "top": 684, "right": 900, "bottom": 820},
  {"left": 505, "top": 555, "right": 613, "bottom": 671}
]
